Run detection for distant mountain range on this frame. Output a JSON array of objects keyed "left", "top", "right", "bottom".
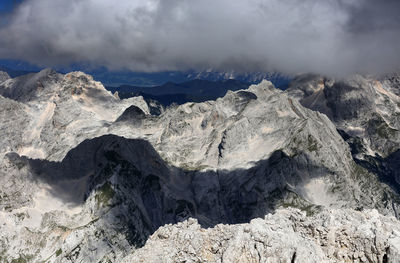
[
  {"left": 0, "top": 62, "right": 290, "bottom": 106},
  {"left": 0, "top": 61, "right": 291, "bottom": 87},
  {"left": 106, "top": 79, "right": 251, "bottom": 106},
  {"left": 0, "top": 65, "right": 35, "bottom": 78},
  {"left": 96, "top": 69, "right": 291, "bottom": 87}
]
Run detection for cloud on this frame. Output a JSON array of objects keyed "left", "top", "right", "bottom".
[{"left": 0, "top": 0, "right": 399, "bottom": 77}]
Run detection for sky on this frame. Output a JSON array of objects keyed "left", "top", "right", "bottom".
[
  {"left": 0, "top": 1, "right": 11, "bottom": 11},
  {"left": 0, "top": 0, "right": 22, "bottom": 12},
  {"left": 0, "top": 0, "right": 399, "bottom": 77}
]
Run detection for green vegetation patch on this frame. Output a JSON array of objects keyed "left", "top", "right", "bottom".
[
  {"left": 307, "top": 135, "right": 320, "bottom": 152},
  {"left": 368, "top": 116, "right": 397, "bottom": 139},
  {"left": 281, "top": 202, "right": 320, "bottom": 217},
  {"left": 289, "top": 134, "right": 321, "bottom": 154},
  {"left": 179, "top": 163, "right": 209, "bottom": 171},
  {"left": 376, "top": 123, "right": 397, "bottom": 139},
  {"left": 10, "top": 254, "right": 34, "bottom": 263},
  {"left": 55, "top": 248, "right": 62, "bottom": 257},
  {"left": 272, "top": 188, "right": 322, "bottom": 217},
  {"left": 95, "top": 182, "right": 115, "bottom": 207}
]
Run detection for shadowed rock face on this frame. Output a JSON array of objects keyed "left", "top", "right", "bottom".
[
  {"left": 0, "top": 70, "right": 400, "bottom": 262},
  {"left": 1, "top": 136, "right": 336, "bottom": 238},
  {"left": 116, "top": 105, "right": 146, "bottom": 122},
  {"left": 287, "top": 74, "right": 400, "bottom": 156},
  {"left": 3, "top": 134, "right": 399, "bottom": 262},
  {"left": 286, "top": 74, "right": 400, "bottom": 194}
]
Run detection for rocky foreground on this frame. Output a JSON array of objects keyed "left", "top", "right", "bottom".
[
  {"left": 126, "top": 208, "right": 400, "bottom": 263},
  {"left": 0, "top": 69, "right": 399, "bottom": 262}
]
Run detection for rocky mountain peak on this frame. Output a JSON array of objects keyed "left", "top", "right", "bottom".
[
  {"left": 63, "top": 71, "right": 105, "bottom": 93},
  {"left": 0, "top": 71, "right": 11, "bottom": 83},
  {"left": 61, "top": 71, "right": 119, "bottom": 104},
  {"left": 287, "top": 74, "right": 400, "bottom": 157},
  {"left": 36, "top": 67, "right": 58, "bottom": 77},
  {"left": 0, "top": 68, "right": 63, "bottom": 102}
]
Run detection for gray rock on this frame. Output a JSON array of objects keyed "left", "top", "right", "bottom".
[
  {"left": 286, "top": 74, "right": 400, "bottom": 158},
  {"left": 124, "top": 208, "right": 400, "bottom": 263},
  {"left": 0, "top": 71, "right": 10, "bottom": 83},
  {"left": 286, "top": 73, "right": 400, "bottom": 191}
]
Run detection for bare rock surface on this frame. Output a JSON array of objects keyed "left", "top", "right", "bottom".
[
  {"left": 0, "top": 69, "right": 149, "bottom": 161},
  {"left": 0, "top": 71, "right": 10, "bottom": 83},
  {"left": 125, "top": 208, "right": 400, "bottom": 263},
  {"left": 286, "top": 74, "right": 400, "bottom": 158},
  {"left": 286, "top": 73, "right": 400, "bottom": 193}
]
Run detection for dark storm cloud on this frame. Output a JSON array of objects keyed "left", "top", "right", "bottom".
[
  {"left": 345, "top": 0, "right": 400, "bottom": 33},
  {"left": 0, "top": 0, "right": 399, "bottom": 76}
]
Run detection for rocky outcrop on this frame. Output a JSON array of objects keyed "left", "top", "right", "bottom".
[
  {"left": 286, "top": 74, "right": 400, "bottom": 158},
  {"left": 116, "top": 105, "right": 147, "bottom": 122},
  {"left": 0, "top": 69, "right": 150, "bottom": 160},
  {"left": 0, "top": 71, "right": 10, "bottom": 83},
  {"left": 125, "top": 208, "right": 400, "bottom": 263},
  {"left": 286, "top": 74, "right": 400, "bottom": 192}
]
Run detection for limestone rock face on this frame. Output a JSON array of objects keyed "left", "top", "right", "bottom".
[
  {"left": 124, "top": 208, "right": 400, "bottom": 263},
  {"left": 0, "top": 70, "right": 400, "bottom": 262},
  {"left": 286, "top": 73, "right": 400, "bottom": 192},
  {"left": 0, "top": 69, "right": 149, "bottom": 160},
  {"left": 286, "top": 74, "right": 400, "bottom": 158}
]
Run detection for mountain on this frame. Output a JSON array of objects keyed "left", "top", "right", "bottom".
[
  {"left": 108, "top": 79, "right": 249, "bottom": 96},
  {"left": 81, "top": 69, "right": 291, "bottom": 87},
  {"left": 0, "top": 66, "right": 36, "bottom": 78},
  {"left": 286, "top": 74, "right": 400, "bottom": 193},
  {"left": 106, "top": 79, "right": 250, "bottom": 106},
  {"left": 185, "top": 70, "right": 291, "bottom": 87},
  {"left": 0, "top": 71, "right": 10, "bottom": 83},
  {"left": 0, "top": 60, "right": 291, "bottom": 87},
  {"left": 0, "top": 69, "right": 400, "bottom": 262}
]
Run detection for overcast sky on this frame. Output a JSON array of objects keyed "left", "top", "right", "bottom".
[{"left": 0, "top": 0, "right": 399, "bottom": 77}]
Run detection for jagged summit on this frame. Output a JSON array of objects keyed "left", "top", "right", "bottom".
[
  {"left": 0, "top": 68, "right": 62, "bottom": 102},
  {"left": 286, "top": 74, "right": 400, "bottom": 157},
  {"left": 286, "top": 74, "right": 400, "bottom": 193},
  {"left": 382, "top": 72, "right": 400, "bottom": 96},
  {"left": 0, "top": 68, "right": 130, "bottom": 104},
  {"left": 0, "top": 69, "right": 149, "bottom": 160},
  {"left": 126, "top": 208, "right": 400, "bottom": 262},
  {"left": 36, "top": 67, "right": 58, "bottom": 76},
  {"left": 0, "top": 68, "right": 114, "bottom": 103},
  {"left": 116, "top": 105, "right": 147, "bottom": 122},
  {"left": 0, "top": 71, "right": 10, "bottom": 83}
]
